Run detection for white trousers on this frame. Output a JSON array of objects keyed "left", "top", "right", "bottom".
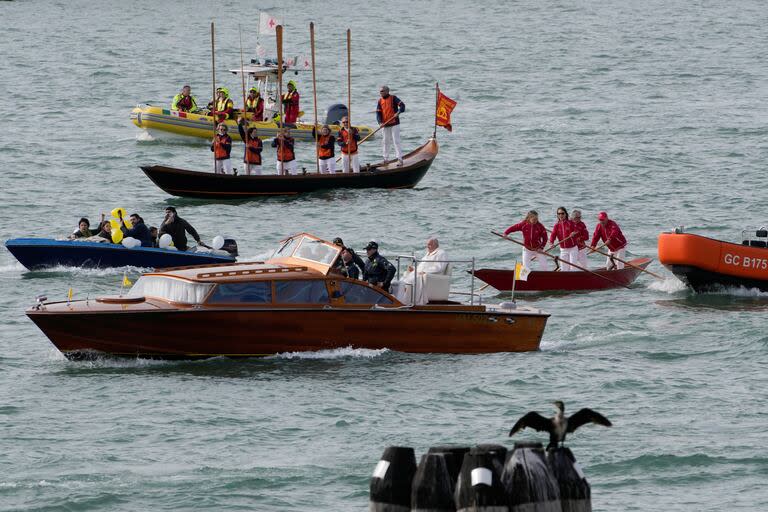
[
  {"left": 341, "top": 153, "right": 360, "bottom": 173},
  {"left": 558, "top": 246, "right": 579, "bottom": 271},
  {"left": 577, "top": 247, "right": 589, "bottom": 268},
  {"left": 214, "top": 159, "right": 233, "bottom": 174},
  {"left": 382, "top": 124, "right": 403, "bottom": 161},
  {"left": 244, "top": 163, "right": 262, "bottom": 175},
  {"left": 523, "top": 248, "right": 546, "bottom": 271},
  {"left": 318, "top": 157, "right": 336, "bottom": 174},
  {"left": 276, "top": 160, "right": 298, "bottom": 175},
  {"left": 606, "top": 247, "right": 626, "bottom": 270}
]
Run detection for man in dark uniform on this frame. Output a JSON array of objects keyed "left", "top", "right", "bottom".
[
  {"left": 158, "top": 207, "right": 202, "bottom": 251},
  {"left": 363, "top": 241, "right": 396, "bottom": 292}
]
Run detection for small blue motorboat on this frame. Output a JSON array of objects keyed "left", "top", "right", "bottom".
[{"left": 5, "top": 238, "right": 237, "bottom": 270}]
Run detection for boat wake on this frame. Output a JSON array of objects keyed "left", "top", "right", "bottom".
[
  {"left": 699, "top": 285, "right": 768, "bottom": 298},
  {"left": 648, "top": 277, "right": 688, "bottom": 294},
  {"left": 135, "top": 130, "right": 155, "bottom": 142},
  {"left": 269, "top": 346, "right": 389, "bottom": 360}
]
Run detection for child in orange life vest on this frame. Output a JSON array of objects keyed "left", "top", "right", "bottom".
[
  {"left": 237, "top": 117, "right": 263, "bottom": 175},
  {"left": 211, "top": 123, "right": 233, "bottom": 174},
  {"left": 272, "top": 128, "right": 297, "bottom": 175},
  {"left": 313, "top": 124, "right": 336, "bottom": 174},
  {"left": 338, "top": 116, "right": 360, "bottom": 173}
]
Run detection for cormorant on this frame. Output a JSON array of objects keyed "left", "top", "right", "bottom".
[{"left": 508, "top": 401, "right": 612, "bottom": 449}]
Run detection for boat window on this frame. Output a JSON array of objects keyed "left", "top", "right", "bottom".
[
  {"left": 338, "top": 281, "right": 393, "bottom": 305},
  {"left": 293, "top": 237, "right": 339, "bottom": 265},
  {"left": 206, "top": 282, "right": 272, "bottom": 304},
  {"left": 127, "top": 276, "right": 213, "bottom": 304},
  {"left": 271, "top": 236, "right": 298, "bottom": 259},
  {"left": 275, "top": 280, "right": 329, "bottom": 304}
]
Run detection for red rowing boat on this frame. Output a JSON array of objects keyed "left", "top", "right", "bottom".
[{"left": 472, "top": 258, "right": 652, "bottom": 292}]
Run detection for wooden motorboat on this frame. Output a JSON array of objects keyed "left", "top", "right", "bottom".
[
  {"left": 659, "top": 230, "right": 768, "bottom": 292},
  {"left": 26, "top": 233, "right": 550, "bottom": 359},
  {"left": 5, "top": 238, "right": 235, "bottom": 270},
  {"left": 139, "top": 139, "right": 438, "bottom": 198},
  {"left": 472, "top": 258, "right": 652, "bottom": 292}
]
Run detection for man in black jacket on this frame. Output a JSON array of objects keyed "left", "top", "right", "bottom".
[
  {"left": 158, "top": 207, "right": 202, "bottom": 251},
  {"left": 122, "top": 213, "right": 154, "bottom": 247},
  {"left": 363, "top": 241, "right": 396, "bottom": 292}
]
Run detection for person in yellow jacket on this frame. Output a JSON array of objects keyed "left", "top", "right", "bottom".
[
  {"left": 207, "top": 87, "right": 234, "bottom": 123},
  {"left": 171, "top": 85, "right": 198, "bottom": 112}
]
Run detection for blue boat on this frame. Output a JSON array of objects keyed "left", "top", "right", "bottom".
[{"left": 4, "top": 238, "right": 236, "bottom": 270}]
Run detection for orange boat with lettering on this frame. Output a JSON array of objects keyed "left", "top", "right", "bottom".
[
  {"left": 658, "top": 229, "right": 768, "bottom": 292},
  {"left": 26, "top": 233, "right": 550, "bottom": 359}
]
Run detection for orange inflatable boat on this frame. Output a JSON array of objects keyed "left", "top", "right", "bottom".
[{"left": 658, "top": 229, "right": 768, "bottom": 292}]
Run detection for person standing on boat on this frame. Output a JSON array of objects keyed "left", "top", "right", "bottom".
[
  {"left": 504, "top": 211, "right": 548, "bottom": 271},
  {"left": 281, "top": 81, "right": 300, "bottom": 124},
  {"left": 548, "top": 207, "right": 579, "bottom": 271},
  {"left": 245, "top": 87, "right": 265, "bottom": 121},
  {"left": 339, "top": 249, "right": 362, "bottom": 279},
  {"left": 237, "top": 118, "right": 263, "bottom": 175},
  {"left": 159, "top": 207, "right": 202, "bottom": 252},
  {"left": 590, "top": 211, "right": 628, "bottom": 270},
  {"left": 313, "top": 124, "right": 336, "bottom": 174},
  {"left": 211, "top": 123, "right": 233, "bottom": 174},
  {"left": 363, "top": 241, "right": 396, "bottom": 292},
  {"left": 377, "top": 85, "right": 406, "bottom": 166},
  {"left": 172, "top": 85, "right": 198, "bottom": 112},
  {"left": 332, "top": 237, "right": 366, "bottom": 272},
  {"left": 338, "top": 117, "right": 360, "bottom": 173},
  {"left": 272, "top": 128, "right": 297, "bottom": 175},
  {"left": 121, "top": 214, "right": 153, "bottom": 247},
  {"left": 572, "top": 209, "right": 590, "bottom": 268}
]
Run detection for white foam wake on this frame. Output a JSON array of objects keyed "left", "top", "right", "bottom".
[
  {"left": 270, "top": 346, "right": 389, "bottom": 360},
  {"left": 648, "top": 277, "right": 688, "bottom": 294}
]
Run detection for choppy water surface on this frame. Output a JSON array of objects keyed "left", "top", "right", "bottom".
[{"left": 1, "top": 0, "right": 767, "bottom": 510}]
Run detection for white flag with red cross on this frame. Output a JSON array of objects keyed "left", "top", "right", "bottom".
[{"left": 259, "top": 12, "right": 282, "bottom": 36}]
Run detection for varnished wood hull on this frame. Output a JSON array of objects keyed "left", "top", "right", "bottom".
[{"left": 27, "top": 306, "right": 549, "bottom": 359}]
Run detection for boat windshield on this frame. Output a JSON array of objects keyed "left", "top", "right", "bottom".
[
  {"left": 270, "top": 235, "right": 339, "bottom": 266},
  {"left": 127, "top": 276, "right": 213, "bottom": 304}
]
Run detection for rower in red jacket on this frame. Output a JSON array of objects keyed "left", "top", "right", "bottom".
[
  {"left": 504, "top": 210, "right": 548, "bottom": 271},
  {"left": 237, "top": 117, "right": 263, "bottom": 175},
  {"left": 245, "top": 87, "right": 265, "bottom": 122},
  {"left": 281, "top": 81, "right": 300, "bottom": 124},
  {"left": 571, "top": 209, "right": 590, "bottom": 267},
  {"left": 548, "top": 207, "right": 579, "bottom": 271},
  {"left": 210, "top": 123, "right": 233, "bottom": 174},
  {"left": 590, "top": 211, "right": 628, "bottom": 269}
]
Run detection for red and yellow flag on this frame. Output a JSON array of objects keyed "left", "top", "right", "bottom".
[{"left": 435, "top": 88, "right": 457, "bottom": 132}]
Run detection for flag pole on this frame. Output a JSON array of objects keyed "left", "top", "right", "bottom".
[
  {"left": 239, "top": 25, "right": 249, "bottom": 172},
  {"left": 211, "top": 21, "right": 217, "bottom": 172},
  {"left": 310, "top": 22, "right": 320, "bottom": 174},
  {"left": 433, "top": 82, "right": 439, "bottom": 139},
  {"left": 276, "top": 24, "right": 285, "bottom": 175}
]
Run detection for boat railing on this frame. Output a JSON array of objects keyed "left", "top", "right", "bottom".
[
  {"left": 393, "top": 254, "right": 480, "bottom": 306},
  {"left": 741, "top": 228, "right": 768, "bottom": 248}
]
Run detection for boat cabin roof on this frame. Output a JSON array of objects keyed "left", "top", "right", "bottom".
[
  {"left": 148, "top": 233, "right": 340, "bottom": 283},
  {"left": 229, "top": 64, "right": 309, "bottom": 79}
]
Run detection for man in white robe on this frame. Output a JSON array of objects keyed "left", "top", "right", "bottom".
[{"left": 394, "top": 238, "right": 449, "bottom": 305}]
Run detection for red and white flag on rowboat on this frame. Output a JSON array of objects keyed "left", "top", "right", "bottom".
[
  {"left": 259, "top": 12, "right": 283, "bottom": 36},
  {"left": 435, "top": 86, "right": 457, "bottom": 132}
]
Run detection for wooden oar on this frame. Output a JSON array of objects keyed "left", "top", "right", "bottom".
[
  {"left": 544, "top": 232, "right": 576, "bottom": 254},
  {"left": 276, "top": 25, "right": 285, "bottom": 175},
  {"left": 589, "top": 246, "right": 665, "bottom": 280},
  {"left": 346, "top": 28, "right": 352, "bottom": 134},
  {"left": 491, "top": 231, "right": 632, "bottom": 289},
  {"left": 238, "top": 25, "right": 248, "bottom": 171},
  {"left": 334, "top": 112, "right": 398, "bottom": 163},
  {"left": 310, "top": 22, "right": 320, "bottom": 174},
  {"left": 210, "top": 22, "right": 217, "bottom": 173}
]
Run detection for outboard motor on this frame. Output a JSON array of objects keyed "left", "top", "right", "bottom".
[
  {"left": 222, "top": 238, "right": 238, "bottom": 257},
  {"left": 501, "top": 442, "right": 561, "bottom": 512},
  {"left": 325, "top": 103, "right": 348, "bottom": 126},
  {"left": 546, "top": 447, "right": 591, "bottom": 512}
]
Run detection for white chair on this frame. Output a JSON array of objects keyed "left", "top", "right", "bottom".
[{"left": 423, "top": 262, "right": 452, "bottom": 302}]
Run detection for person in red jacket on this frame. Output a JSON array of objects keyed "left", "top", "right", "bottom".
[
  {"left": 281, "top": 81, "right": 300, "bottom": 124},
  {"left": 211, "top": 123, "right": 232, "bottom": 174},
  {"left": 590, "top": 211, "right": 628, "bottom": 269},
  {"left": 245, "top": 87, "right": 265, "bottom": 122},
  {"left": 376, "top": 85, "right": 406, "bottom": 165},
  {"left": 313, "top": 124, "right": 336, "bottom": 174},
  {"left": 548, "top": 207, "right": 579, "bottom": 271},
  {"left": 272, "top": 128, "right": 297, "bottom": 175},
  {"left": 504, "top": 210, "right": 548, "bottom": 271},
  {"left": 237, "top": 117, "right": 262, "bottom": 175},
  {"left": 571, "top": 209, "right": 590, "bottom": 268},
  {"left": 338, "top": 117, "right": 360, "bottom": 173}
]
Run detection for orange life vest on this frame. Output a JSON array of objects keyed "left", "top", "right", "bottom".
[
  {"left": 378, "top": 95, "right": 399, "bottom": 126},
  {"left": 245, "top": 137, "right": 262, "bottom": 164},
  {"left": 276, "top": 137, "right": 295, "bottom": 162},
  {"left": 339, "top": 128, "right": 358, "bottom": 154},
  {"left": 317, "top": 134, "right": 333, "bottom": 159},
  {"left": 213, "top": 134, "right": 231, "bottom": 160}
]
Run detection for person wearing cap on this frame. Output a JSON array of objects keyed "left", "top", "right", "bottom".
[
  {"left": 245, "top": 87, "right": 265, "bottom": 121},
  {"left": 503, "top": 210, "right": 548, "bottom": 271},
  {"left": 271, "top": 128, "right": 297, "bottom": 175},
  {"left": 363, "top": 241, "right": 396, "bottom": 292},
  {"left": 332, "top": 237, "right": 366, "bottom": 272},
  {"left": 376, "top": 85, "right": 406, "bottom": 166},
  {"left": 208, "top": 87, "right": 234, "bottom": 124},
  {"left": 281, "top": 80, "right": 300, "bottom": 124},
  {"left": 590, "top": 211, "right": 628, "bottom": 269},
  {"left": 571, "top": 209, "right": 590, "bottom": 268},
  {"left": 338, "top": 116, "right": 360, "bottom": 173},
  {"left": 237, "top": 117, "right": 263, "bottom": 175},
  {"left": 172, "top": 85, "right": 198, "bottom": 112},
  {"left": 312, "top": 124, "right": 336, "bottom": 174},
  {"left": 211, "top": 123, "right": 233, "bottom": 174},
  {"left": 548, "top": 207, "right": 579, "bottom": 271}
]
